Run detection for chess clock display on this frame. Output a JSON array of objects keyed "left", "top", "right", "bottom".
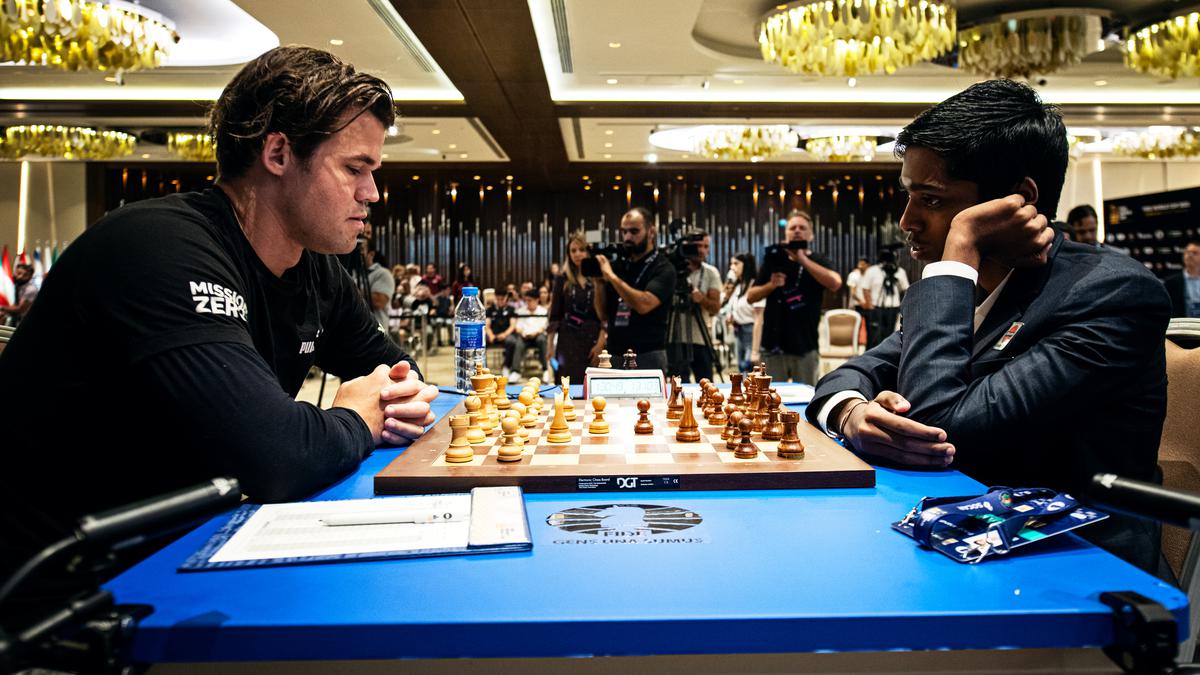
[{"left": 583, "top": 367, "right": 666, "bottom": 400}]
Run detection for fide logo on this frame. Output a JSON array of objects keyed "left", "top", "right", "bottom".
[{"left": 546, "top": 504, "right": 703, "bottom": 537}]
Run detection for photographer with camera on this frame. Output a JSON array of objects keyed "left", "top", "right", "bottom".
[
  {"left": 670, "top": 228, "right": 722, "bottom": 382},
  {"left": 860, "top": 247, "right": 909, "bottom": 349},
  {"left": 592, "top": 207, "right": 676, "bottom": 373},
  {"left": 746, "top": 210, "right": 843, "bottom": 383}
]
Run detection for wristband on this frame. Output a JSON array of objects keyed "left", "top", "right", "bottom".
[{"left": 837, "top": 400, "right": 870, "bottom": 441}]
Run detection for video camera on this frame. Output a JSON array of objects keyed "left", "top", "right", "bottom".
[
  {"left": 763, "top": 239, "right": 808, "bottom": 268},
  {"left": 579, "top": 219, "right": 705, "bottom": 278}
]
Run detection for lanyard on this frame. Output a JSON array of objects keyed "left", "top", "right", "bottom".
[
  {"left": 627, "top": 251, "right": 659, "bottom": 289},
  {"left": 903, "top": 487, "right": 1080, "bottom": 558}
]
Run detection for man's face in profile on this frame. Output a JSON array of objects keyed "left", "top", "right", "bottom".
[{"left": 898, "top": 146, "right": 981, "bottom": 263}]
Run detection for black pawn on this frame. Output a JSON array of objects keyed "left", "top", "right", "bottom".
[
  {"left": 623, "top": 349, "right": 638, "bottom": 369},
  {"left": 734, "top": 418, "right": 758, "bottom": 459}
]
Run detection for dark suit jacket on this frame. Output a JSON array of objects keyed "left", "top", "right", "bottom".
[
  {"left": 809, "top": 236, "right": 1171, "bottom": 570},
  {"left": 1163, "top": 272, "right": 1187, "bottom": 318}
]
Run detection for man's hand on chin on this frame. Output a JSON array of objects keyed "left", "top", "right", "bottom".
[
  {"left": 379, "top": 360, "right": 439, "bottom": 445},
  {"left": 945, "top": 194, "right": 1053, "bottom": 270}
]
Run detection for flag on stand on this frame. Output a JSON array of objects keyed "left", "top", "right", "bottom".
[
  {"left": 32, "top": 248, "right": 44, "bottom": 280},
  {"left": 42, "top": 243, "right": 53, "bottom": 275},
  {"left": 0, "top": 245, "right": 13, "bottom": 307}
]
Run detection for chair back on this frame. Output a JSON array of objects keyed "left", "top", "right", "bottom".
[
  {"left": 819, "top": 309, "right": 862, "bottom": 356},
  {"left": 1159, "top": 318, "right": 1200, "bottom": 660}
]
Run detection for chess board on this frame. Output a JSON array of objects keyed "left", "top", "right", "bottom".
[{"left": 374, "top": 396, "right": 875, "bottom": 494}]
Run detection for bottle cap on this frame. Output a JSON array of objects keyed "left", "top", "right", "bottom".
[{"left": 461, "top": 287, "right": 479, "bottom": 296}]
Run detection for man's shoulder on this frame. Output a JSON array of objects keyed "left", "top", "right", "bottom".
[{"left": 1051, "top": 241, "right": 1170, "bottom": 310}]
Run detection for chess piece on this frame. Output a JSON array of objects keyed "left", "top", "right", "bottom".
[
  {"left": 588, "top": 396, "right": 609, "bottom": 434},
  {"left": 727, "top": 373, "right": 745, "bottom": 408},
  {"left": 494, "top": 374, "right": 511, "bottom": 410},
  {"left": 463, "top": 397, "right": 487, "bottom": 444},
  {"left": 724, "top": 410, "right": 744, "bottom": 448},
  {"left": 445, "top": 415, "right": 474, "bottom": 463},
  {"left": 702, "top": 383, "right": 720, "bottom": 419},
  {"left": 497, "top": 416, "right": 524, "bottom": 462},
  {"left": 515, "top": 392, "right": 538, "bottom": 428},
  {"left": 676, "top": 395, "right": 700, "bottom": 442},
  {"left": 696, "top": 379, "right": 711, "bottom": 410},
  {"left": 547, "top": 392, "right": 573, "bottom": 444},
  {"left": 634, "top": 399, "right": 654, "bottom": 434},
  {"left": 777, "top": 410, "right": 805, "bottom": 459},
  {"left": 751, "top": 375, "right": 772, "bottom": 433},
  {"left": 479, "top": 388, "right": 498, "bottom": 434},
  {"left": 734, "top": 418, "right": 758, "bottom": 459},
  {"left": 597, "top": 349, "right": 613, "bottom": 368},
  {"left": 762, "top": 391, "right": 784, "bottom": 442},
  {"left": 666, "top": 376, "right": 684, "bottom": 421},
  {"left": 708, "top": 392, "right": 727, "bottom": 426},
  {"left": 508, "top": 406, "right": 530, "bottom": 439},
  {"left": 623, "top": 349, "right": 638, "bottom": 369},
  {"left": 561, "top": 376, "right": 576, "bottom": 421}
]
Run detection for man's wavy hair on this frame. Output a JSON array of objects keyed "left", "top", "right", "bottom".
[
  {"left": 208, "top": 46, "right": 396, "bottom": 180},
  {"left": 895, "top": 79, "right": 1068, "bottom": 219}
]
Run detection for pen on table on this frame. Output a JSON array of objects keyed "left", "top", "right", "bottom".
[{"left": 320, "top": 510, "right": 464, "bottom": 526}]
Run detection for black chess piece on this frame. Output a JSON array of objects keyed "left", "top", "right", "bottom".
[{"left": 623, "top": 349, "right": 638, "bottom": 369}]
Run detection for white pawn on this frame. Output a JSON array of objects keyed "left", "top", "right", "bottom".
[{"left": 497, "top": 416, "right": 524, "bottom": 462}]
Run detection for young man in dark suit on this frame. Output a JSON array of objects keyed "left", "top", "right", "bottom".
[{"left": 808, "top": 79, "right": 1172, "bottom": 573}]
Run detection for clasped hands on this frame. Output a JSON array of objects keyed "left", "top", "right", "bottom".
[
  {"left": 835, "top": 391, "right": 955, "bottom": 468},
  {"left": 333, "top": 360, "right": 439, "bottom": 446}
]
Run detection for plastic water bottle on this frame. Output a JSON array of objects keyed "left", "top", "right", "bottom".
[{"left": 454, "top": 286, "right": 486, "bottom": 392}]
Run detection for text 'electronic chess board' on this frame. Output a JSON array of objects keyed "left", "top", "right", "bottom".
[{"left": 375, "top": 396, "right": 874, "bottom": 495}]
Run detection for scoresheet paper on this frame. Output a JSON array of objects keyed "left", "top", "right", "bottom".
[{"left": 206, "top": 494, "right": 471, "bottom": 563}]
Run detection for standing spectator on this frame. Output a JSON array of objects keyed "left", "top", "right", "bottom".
[
  {"left": 548, "top": 232, "right": 604, "bottom": 383},
  {"left": 508, "top": 288, "right": 548, "bottom": 381},
  {"left": 860, "top": 248, "right": 909, "bottom": 348},
  {"left": 1164, "top": 239, "right": 1200, "bottom": 318},
  {"left": 365, "top": 244, "right": 395, "bottom": 333},
  {"left": 0, "top": 263, "right": 39, "bottom": 327},
  {"left": 542, "top": 262, "right": 562, "bottom": 290},
  {"left": 844, "top": 257, "right": 869, "bottom": 310},
  {"left": 670, "top": 229, "right": 721, "bottom": 382},
  {"left": 421, "top": 263, "right": 445, "bottom": 296},
  {"left": 451, "top": 262, "right": 477, "bottom": 303},
  {"left": 721, "top": 252, "right": 764, "bottom": 372},
  {"left": 746, "top": 210, "right": 842, "bottom": 384},
  {"left": 1067, "top": 204, "right": 1099, "bottom": 246}
]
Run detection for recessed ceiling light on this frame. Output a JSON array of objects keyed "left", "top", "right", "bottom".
[
  {"left": 141, "top": 153, "right": 150, "bottom": 158},
  {"left": 432, "top": 129, "right": 441, "bottom": 135},
  {"left": 486, "top": 185, "right": 494, "bottom": 191},
  {"left": 582, "top": 175, "right": 589, "bottom": 180},
  {"left": 329, "top": 39, "right": 344, "bottom": 46},
  {"left": 584, "top": 185, "right": 591, "bottom": 191},
  {"left": 730, "top": 185, "right": 737, "bottom": 190},
  {"left": 387, "top": 125, "right": 399, "bottom": 137},
  {"left": 676, "top": 175, "right": 684, "bottom": 180},
  {"left": 516, "top": 186, "right": 523, "bottom": 191},
  {"left": 612, "top": 185, "right": 620, "bottom": 190},
  {"left": 604, "top": 153, "right": 612, "bottom": 158},
  {"left": 459, "top": 153, "right": 468, "bottom": 159},
  {"left": 645, "top": 153, "right": 657, "bottom": 163},
  {"left": 412, "top": 175, "right": 420, "bottom": 180},
  {"left": 605, "top": 129, "right": 614, "bottom": 135},
  {"left": 615, "top": 175, "right": 622, "bottom": 180},
  {"left": 606, "top": 78, "right": 619, "bottom": 85},
  {"left": 604, "top": 142, "right": 613, "bottom": 148},
  {"left": 745, "top": 174, "right": 752, "bottom": 180},
  {"left": 847, "top": 77, "right": 857, "bottom": 88},
  {"left": 777, "top": 175, "right": 784, "bottom": 180},
  {"left": 505, "top": 175, "right": 513, "bottom": 180},
  {"left": 681, "top": 154, "right": 689, "bottom": 159},
  {"left": 733, "top": 79, "right": 744, "bottom": 85},
  {"left": 381, "top": 153, "right": 389, "bottom": 159},
  {"left": 1094, "top": 79, "right": 1108, "bottom": 86},
  {"left": 104, "top": 76, "right": 117, "bottom": 83},
  {"left": 608, "top": 42, "right": 621, "bottom": 48},
  {"left": 473, "top": 175, "right": 481, "bottom": 180},
  {"left": 448, "top": 143, "right": 457, "bottom": 149}
]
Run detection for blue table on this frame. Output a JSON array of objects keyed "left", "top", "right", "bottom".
[{"left": 105, "top": 391, "right": 1187, "bottom": 664}]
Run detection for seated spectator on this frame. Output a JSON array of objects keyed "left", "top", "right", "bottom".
[
  {"left": 422, "top": 263, "right": 446, "bottom": 297},
  {"left": 508, "top": 288, "right": 548, "bottom": 381},
  {"left": 486, "top": 290, "right": 517, "bottom": 368},
  {"left": 451, "top": 262, "right": 478, "bottom": 303},
  {"left": 1066, "top": 204, "right": 1099, "bottom": 246}
]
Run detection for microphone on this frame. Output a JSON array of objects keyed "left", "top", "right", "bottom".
[
  {"left": 1090, "top": 473, "right": 1200, "bottom": 531},
  {"left": 77, "top": 477, "right": 241, "bottom": 549}
]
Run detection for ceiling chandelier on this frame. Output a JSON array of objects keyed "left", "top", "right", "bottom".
[
  {"left": 1, "top": 125, "right": 136, "bottom": 160},
  {"left": 1124, "top": 12, "right": 1200, "bottom": 79},
  {"left": 1112, "top": 127, "right": 1200, "bottom": 159},
  {"left": 0, "top": 0, "right": 178, "bottom": 72},
  {"left": 758, "top": 0, "right": 956, "bottom": 77},
  {"left": 804, "top": 136, "right": 880, "bottom": 162},
  {"left": 696, "top": 126, "right": 798, "bottom": 162},
  {"left": 958, "top": 10, "right": 1108, "bottom": 79},
  {"left": 168, "top": 132, "right": 215, "bottom": 162}
]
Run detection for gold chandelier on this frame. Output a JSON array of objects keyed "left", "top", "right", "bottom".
[
  {"left": 1, "top": 124, "right": 136, "bottom": 160},
  {"left": 758, "top": 0, "right": 956, "bottom": 77},
  {"left": 1112, "top": 127, "right": 1200, "bottom": 160},
  {"left": 168, "top": 132, "right": 216, "bottom": 162},
  {"left": 0, "top": 0, "right": 178, "bottom": 72},
  {"left": 959, "top": 10, "right": 1107, "bottom": 79},
  {"left": 697, "top": 126, "right": 797, "bottom": 162},
  {"left": 1124, "top": 12, "right": 1200, "bottom": 79},
  {"left": 804, "top": 136, "right": 880, "bottom": 162}
]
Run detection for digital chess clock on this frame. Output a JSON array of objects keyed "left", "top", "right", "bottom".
[{"left": 583, "top": 367, "right": 666, "bottom": 400}]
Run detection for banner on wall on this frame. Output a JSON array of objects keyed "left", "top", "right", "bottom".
[{"left": 1104, "top": 186, "right": 1200, "bottom": 278}]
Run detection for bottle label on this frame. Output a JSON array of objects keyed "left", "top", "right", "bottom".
[{"left": 456, "top": 322, "right": 485, "bottom": 350}]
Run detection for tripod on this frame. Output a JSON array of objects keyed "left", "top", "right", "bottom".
[{"left": 666, "top": 277, "right": 719, "bottom": 383}]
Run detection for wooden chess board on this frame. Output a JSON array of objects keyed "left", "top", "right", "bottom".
[{"left": 374, "top": 396, "right": 875, "bottom": 494}]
